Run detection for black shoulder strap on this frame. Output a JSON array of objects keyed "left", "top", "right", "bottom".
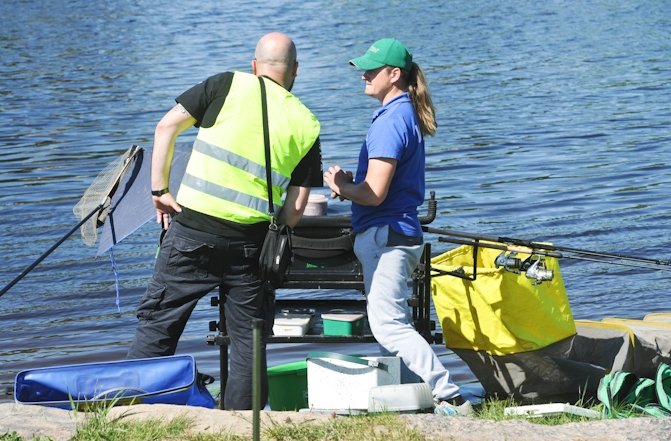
[{"left": 259, "top": 76, "right": 274, "bottom": 220}]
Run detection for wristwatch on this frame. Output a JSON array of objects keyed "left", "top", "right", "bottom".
[{"left": 151, "top": 188, "right": 169, "bottom": 197}]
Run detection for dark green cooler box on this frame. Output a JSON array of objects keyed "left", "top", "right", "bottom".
[{"left": 267, "top": 360, "right": 308, "bottom": 410}]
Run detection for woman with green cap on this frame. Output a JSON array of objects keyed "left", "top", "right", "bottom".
[{"left": 323, "top": 38, "right": 472, "bottom": 416}]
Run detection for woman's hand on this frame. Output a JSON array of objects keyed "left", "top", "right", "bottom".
[{"left": 323, "top": 165, "right": 353, "bottom": 200}]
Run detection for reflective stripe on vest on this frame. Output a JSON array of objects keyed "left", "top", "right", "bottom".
[
  {"left": 180, "top": 172, "right": 273, "bottom": 215},
  {"left": 192, "top": 138, "right": 290, "bottom": 190}
]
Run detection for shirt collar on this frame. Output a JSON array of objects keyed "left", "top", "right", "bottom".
[
  {"left": 372, "top": 92, "right": 411, "bottom": 120},
  {"left": 260, "top": 75, "right": 282, "bottom": 88}
]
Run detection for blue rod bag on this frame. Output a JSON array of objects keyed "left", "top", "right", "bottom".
[{"left": 14, "top": 354, "right": 216, "bottom": 409}]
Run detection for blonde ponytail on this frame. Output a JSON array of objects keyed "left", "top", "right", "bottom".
[{"left": 406, "top": 63, "right": 437, "bottom": 136}]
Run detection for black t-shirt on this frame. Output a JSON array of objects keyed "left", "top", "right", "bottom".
[{"left": 173, "top": 72, "right": 322, "bottom": 238}]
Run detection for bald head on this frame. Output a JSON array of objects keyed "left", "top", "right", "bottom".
[{"left": 252, "top": 32, "right": 298, "bottom": 90}]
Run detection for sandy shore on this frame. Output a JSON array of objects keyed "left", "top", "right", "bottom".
[{"left": 2, "top": 402, "right": 670, "bottom": 441}]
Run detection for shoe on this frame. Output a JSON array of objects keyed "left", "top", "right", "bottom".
[{"left": 434, "top": 396, "right": 474, "bottom": 416}]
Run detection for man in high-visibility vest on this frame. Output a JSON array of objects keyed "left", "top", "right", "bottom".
[{"left": 127, "top": 32, "right": 322, "bottom": 410}]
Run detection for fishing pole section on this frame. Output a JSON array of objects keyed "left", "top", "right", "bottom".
[{"left": 424, "top": 225, "right": 671, "bottom": 284}]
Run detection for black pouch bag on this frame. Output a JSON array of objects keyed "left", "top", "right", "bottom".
[{"left": 259, "top": 223, "right": 292, "bottom": 289}]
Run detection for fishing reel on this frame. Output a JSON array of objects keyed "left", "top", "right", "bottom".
[
  {"left": 494, "top": 251, "right": 554, "bottom": 284},
  {"left": 523, "top": 255, "right": 554, "bottom": 284},
  {"left": 494, "top": 251, "right": 522, "bottom": 273}
]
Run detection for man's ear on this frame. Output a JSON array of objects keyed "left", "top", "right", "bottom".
[{"left": 251, "top": 59, "right": 258, "bottom": 75}]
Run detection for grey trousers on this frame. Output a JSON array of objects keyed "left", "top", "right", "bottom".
[{"left": 354, "top": 225, "right": 461, "bottom": 400}]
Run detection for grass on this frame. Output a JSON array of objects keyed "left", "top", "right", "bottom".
[
  {"left": 264, "top": 412, "right": 426, "bottom": 441},
  {"left": 3, "top": 398, "right": 633, "bottom": 441},
  {"left": 1, "top": 434, "right": 53, "bottom": 441},
  {"left": 1, "top": 410, "right": 424, "bottom": 441}
]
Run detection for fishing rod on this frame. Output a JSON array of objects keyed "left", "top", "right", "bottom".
[
  {"left": 429, "top": 235, "right": 559, "bottom": 284},
  {"left": 424, "top": 226, "right": 671, "bottom": 269},
  {"left": 0, "top": 146, "right": 140, "bottom": 298},
  {"left": 426, "top": 226, "right": 671, "bottom": 284},
  {"left": 437, "top": 234, "right": 671, "bottom": 281}
]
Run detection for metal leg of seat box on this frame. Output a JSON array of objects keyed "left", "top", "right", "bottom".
[{"left": 206, "top": 286, "right": 229, "bottom": 410}]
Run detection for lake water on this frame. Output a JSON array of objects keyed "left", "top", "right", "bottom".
[{"left": 1, "top": 0, "right": 670, "bottom": 402}]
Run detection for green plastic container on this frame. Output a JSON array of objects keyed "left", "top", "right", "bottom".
[
  {"left": 322, "top": 313, "right": 366, "bottom": 336},
  {"left": 267, "top": 360, "right": 308, "bottom": 410}
]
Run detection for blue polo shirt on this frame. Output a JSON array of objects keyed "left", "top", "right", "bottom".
[{"left": 351, "top": 93, "right": 425, "bottom": 237}]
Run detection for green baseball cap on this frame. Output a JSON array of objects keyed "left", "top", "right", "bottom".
[{"left": 349, "top": 38, "right": 413, "bottom": 71}]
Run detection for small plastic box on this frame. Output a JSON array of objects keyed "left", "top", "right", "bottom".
[
  {"left": 273, "top": 313, "right": 313, "bottom": 336},
  {"left": 321, "top": 313, "right": 366, "bottom": 336}
]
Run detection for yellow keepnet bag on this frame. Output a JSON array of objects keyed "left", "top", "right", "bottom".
[{"left": 431, "top": 244, "right": 576, "bottom": 356}]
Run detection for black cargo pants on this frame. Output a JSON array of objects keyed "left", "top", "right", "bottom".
[{"left": 127, "top": 221, "right": 273, "bottom": 409}]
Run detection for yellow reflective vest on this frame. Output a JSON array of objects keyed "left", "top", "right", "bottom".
[{"left": 176, "top": 72, "right": 320, "bottom": 224}]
